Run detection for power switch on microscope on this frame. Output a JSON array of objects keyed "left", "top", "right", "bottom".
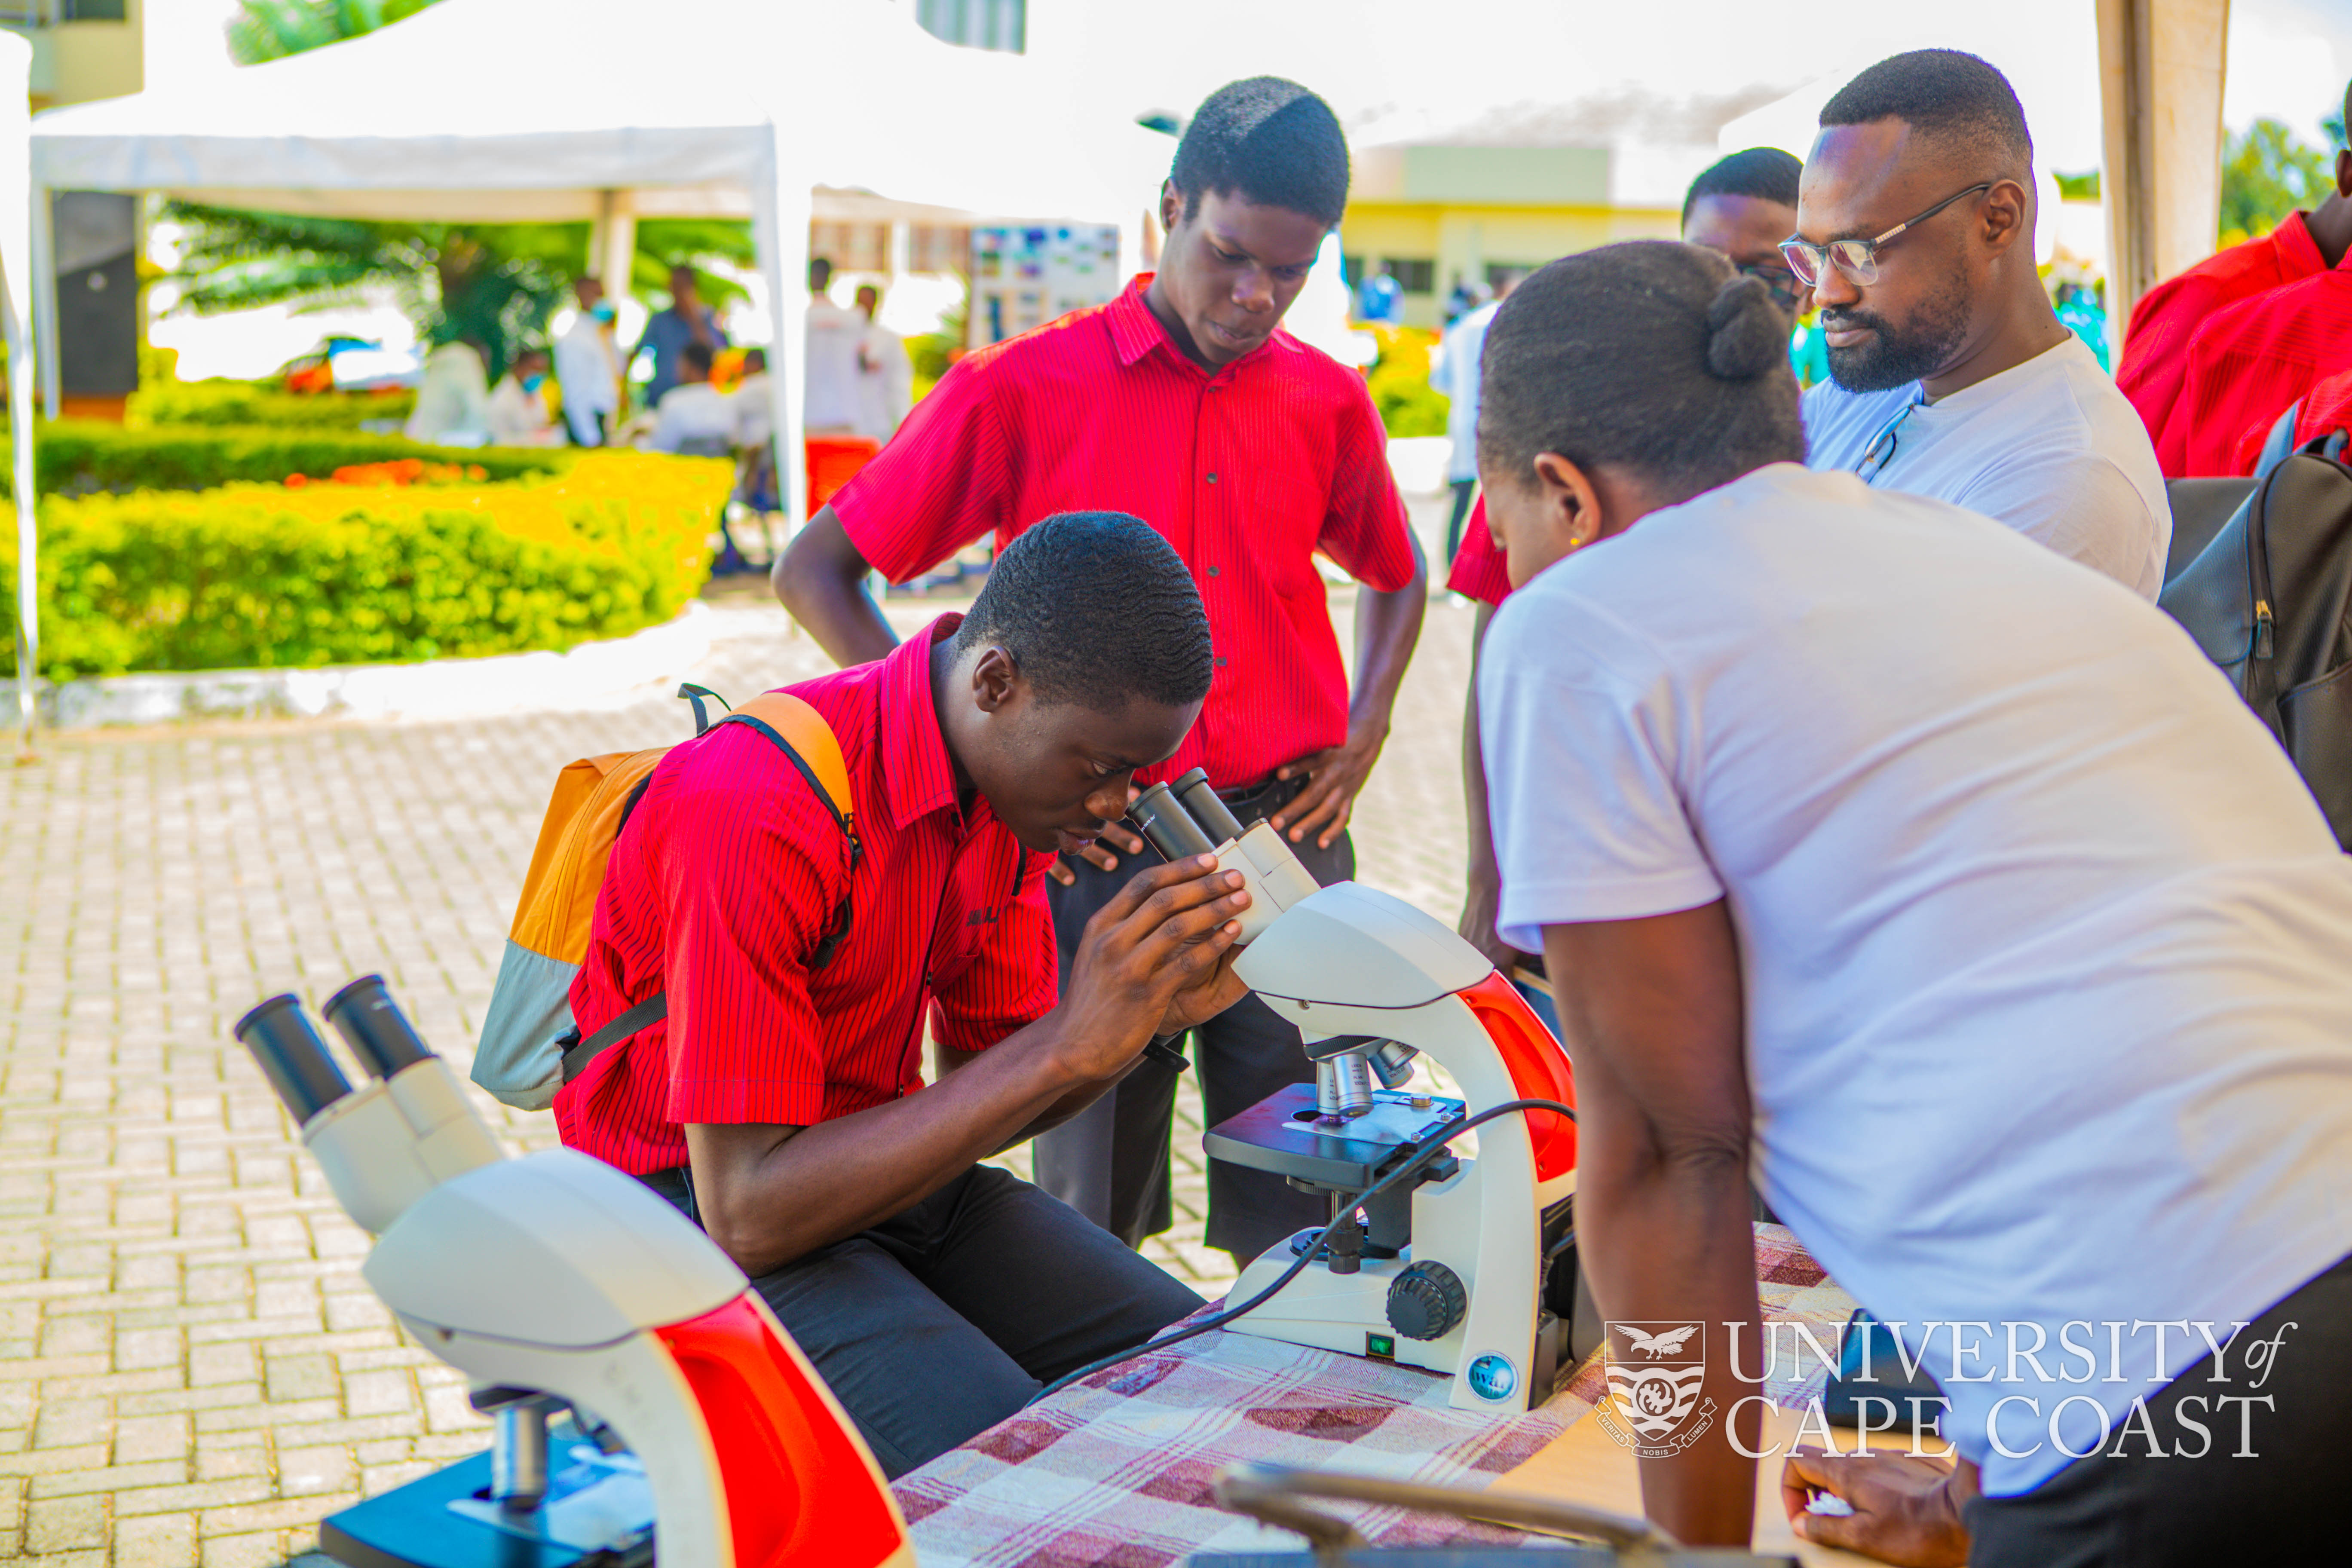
[{"left": 1385, "top": 1261, "right": 1467, "bottom": 1341}]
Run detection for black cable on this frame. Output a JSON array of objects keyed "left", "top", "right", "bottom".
[{"left": 1027, "top": 1096, "right": 1576, "bottom": 1405}]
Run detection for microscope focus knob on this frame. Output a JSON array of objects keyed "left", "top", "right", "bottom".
[{"left": 1385, "top": 1261, "right": 1467, "bottom": 1341}]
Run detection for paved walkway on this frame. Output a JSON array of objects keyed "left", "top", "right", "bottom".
[{"left": 0, "top": 580, "right": 1479, "bottom": 1567}]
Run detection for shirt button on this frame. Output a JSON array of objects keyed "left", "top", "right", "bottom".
[
  {"left": 1207, "top": 566, "right": 1220, "bottom": 577},
  {"left": 1205, "top": 473, "right": 1218, "bottom": 484},
  {"left": 1215, "top": 656, "right": 1229, "bottom": 668}
]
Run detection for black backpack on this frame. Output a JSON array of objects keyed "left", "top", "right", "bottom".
[{"left": 2159, "top": 442, "right": 2352, "bottom": 849}]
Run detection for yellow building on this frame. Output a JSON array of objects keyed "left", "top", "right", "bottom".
[
  {"left": 9, "top": 0, "right": 143, "bottom": 111},
  {"left": 1340, "top": 143, "right": 1684, "bottom": 331}
]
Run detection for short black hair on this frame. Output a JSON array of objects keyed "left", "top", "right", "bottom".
[
  {"left": 1682, "top": 147, "right": 1803, "bottom": 225},
  {"left": 956, "top": 513, "right": 1212, "bottom": 710},
  {"left": 1478, "top": 241, "right": 1804, "bottom": 502},
  {"left": 680, "top": 341, "right": 715, "bottom": 377},
  {"left": 1820, "top": 49, "right": 2033, "bottom": 179},
  {"left": 1169, "top": 77, "right": 1349, "bottom": 225},
  {"left": 808, "top": 256, "right": 833, "bottom": 290},
  {"left": 743, "top": 347, "right": 767, "bottom": 372}
]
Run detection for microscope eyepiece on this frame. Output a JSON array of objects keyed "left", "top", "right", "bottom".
[
  {"left": 1172, "top": 767, "right": 1248, "bottom": 843},
  {"left": 323, "top": 975, "right": 435, "bottom": 1079},
  {"left": 1128, "top": 781, "right": 1219, "bottom": 862},
  {"left": 234, "top": 994, "right": 355, "bottom": 1123}
]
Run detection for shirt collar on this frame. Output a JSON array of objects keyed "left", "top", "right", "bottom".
[
  {"left": 1106, "top": 273, "right": 1280, "bottom": 377},
  {"left": 2274, "top": 210, "right": 2333, "bottom": 275},
  {"left": 879, "top": 614, "right": 965, "bottom": 830}
]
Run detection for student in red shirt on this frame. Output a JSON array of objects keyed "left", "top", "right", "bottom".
[
  {"left": 2118, "top": 81, "right": 2352, "bottom": 470},
  {"left": 562, "top": 513, "right": 1251, "bottom": 1476},
  {"left": 773, "top": 78, "right": 1426, "bottom": 1268}
]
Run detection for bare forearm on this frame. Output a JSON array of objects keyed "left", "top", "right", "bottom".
[
  {"left": 1585, "top": 1137, "right": 1761, "bottom": 1545},
  {"left": 1350, "top": 534, "right": 1428, "bottom": 729},
  {"left": 1462, "top": 600, "right": 1498, "bottom": 883},
  {"left": 691, "top": 1026, "right": 1081, "bottom": 1274},
  {"left": 772, "top": 505, "right": 899, "bottom": 666}
]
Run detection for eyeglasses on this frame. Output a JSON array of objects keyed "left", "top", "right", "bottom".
[
  {"left": 1779, "top": 182, "right": 1994, "bottom": 288},
  {"left": 1854, "top": 399, "right": 1921, "bottom": 482},
  {"left": 1737, "top": 261, "right": 1806, "bottom": 314}
]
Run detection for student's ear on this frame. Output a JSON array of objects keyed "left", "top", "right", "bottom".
[
  {"left": 1159, "top": 180, "right": 1185, "bottom": 237},
  {"left": 2337, "top": 149, "right": 2352, "bottom": 200},
  {"left": 969, "top": 645, "right": 1022, "bottom": 715},
  {"left": 1531, "top": 452, "right": 1605, "bottom": 551}
]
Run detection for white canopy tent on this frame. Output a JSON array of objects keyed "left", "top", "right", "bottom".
[{"left": 26, "top": 0, "right": 1176, "bottom": 527}]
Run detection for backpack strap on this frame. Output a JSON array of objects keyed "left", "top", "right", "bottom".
[{"left": 561, "top": 691, "right": 862, "bottom": 1088}]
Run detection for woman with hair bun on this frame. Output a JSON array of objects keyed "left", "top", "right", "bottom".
[{"left": 1479, "top": 242, "right": 2352, "bottom": 1563}]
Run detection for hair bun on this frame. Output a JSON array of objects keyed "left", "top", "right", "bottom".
[{"left": 1704, "top": 274, "right": 1786, "bottom": 381}]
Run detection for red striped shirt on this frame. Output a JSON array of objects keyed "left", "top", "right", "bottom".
[
  {"left": 555, "top": 616, "right": 1055, "bottom": 1176},
  {"left": 2154, "top": 230, "right": 2352, "bottom": 478},
  {"left": 830, "top": 273, "right": 1416, "bottom": 791},
  {"left": 2117, "top": 212, "right": 2325, "bottom": 466},
  {"left": 1446, "top": 496, "right": 1512, "bottom": 606}
]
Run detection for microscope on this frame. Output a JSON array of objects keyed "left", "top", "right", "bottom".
[
  {"left": 233, "top": 978, "right": 911, "bottom": 1568},
  {"left": 1127, "top": 773, "right": 1583, "bottom": 1415}
]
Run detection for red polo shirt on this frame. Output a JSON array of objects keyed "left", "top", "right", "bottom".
[
  {"left": 2154, "top": 227, "right": 2352, "bottom": 478},
  {"left": 1446, "top": 497, "right": 1512, "bottom": 606},
  {"left": 556, "top": 616, "right": 1055, "bottom": 1176},
  {"left": 830, "top": 274, "right": 1416, "bottom": 791},
  {"left": 2117, "top": 212, "right": 2326, "bottom": 466}
]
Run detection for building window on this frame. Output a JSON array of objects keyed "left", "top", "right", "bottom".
[
  {"left": 1386, "top": 258, "right": 1436, "bottom": 295},
  {"left": 1485, "top": 262, "right": 1537, "bottom": 292},
  {"left": 910, "top": 225, "right": 971, "bottom": 274},
  {"left": 61, "top": 0, "right": 129, "bottom": 18},
  {"left": 916, "top": 0, "right": 1024, "bottom": 52}
]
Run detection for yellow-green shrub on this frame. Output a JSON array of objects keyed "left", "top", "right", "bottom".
[
  {"left": 4, "top": 420, "right": 571, "bottom": 496},
  {"left": 129, "top": 379, "right": 419, "bottom": 431},
  {"left": 3, "top": 451, "right": 730, "bottom": 679},
  {"left": 1366, "top": 325, "right": 1448, "bottom": 438}
]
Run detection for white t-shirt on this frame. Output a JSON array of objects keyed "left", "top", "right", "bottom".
[
  {"left": 646, "top": 381, "right": 738, "bottom": 456},
  {"left": 856, "top": 319, "right": 913, "bottom": 443},
  {"left": 805, "top": 298, "right": 866, "bottom": 432},
  {"left": 1481, "top": 462, "right": 2352, "bottom": 1497},
  {"left": 1803, "top": 334, "right": 2171, "bottom": 599}
]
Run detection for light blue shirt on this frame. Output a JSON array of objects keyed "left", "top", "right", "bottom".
[{"left": 1429, "top": 300, "right": 1499, "bottom": 483}]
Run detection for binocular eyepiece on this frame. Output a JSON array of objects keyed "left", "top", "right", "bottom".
[
  {"left": 233, "top": 975, "right": 438, "bottom": 1125},
  {"left": 1127, "top": 767, "right": 1252, "bottom": 862}
]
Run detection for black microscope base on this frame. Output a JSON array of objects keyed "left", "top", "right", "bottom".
[{"left": 319, "top": 1449, "right": 654, "bottom": 1568}]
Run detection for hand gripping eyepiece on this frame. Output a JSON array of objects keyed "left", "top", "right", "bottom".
[{"left": 1126, "top": 772, "right": 1326, "bottom": 944}]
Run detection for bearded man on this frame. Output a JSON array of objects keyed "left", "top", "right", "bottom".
[{"left": 1789, "top": 51, "right": 2170, "bottom": 599}]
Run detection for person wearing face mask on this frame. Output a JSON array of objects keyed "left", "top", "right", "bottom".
[
  {"left": 772, "top": 77, "right": 1426, "bottom": 1270},
  {"left": 1789, "top": 50, "right": 2169, "bottom": 600},
  {"left": 487, "top": 346, "right": 560, "bottom": 447},
  {"left": 554, "top": 276, "right": 623, "bottom": 447}
]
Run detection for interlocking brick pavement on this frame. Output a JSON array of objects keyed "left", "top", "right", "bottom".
[{"left": 0, "top": 567, "right": 1479, "bottom": 1565}]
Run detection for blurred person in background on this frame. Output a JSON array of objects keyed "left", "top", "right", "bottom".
[
  {"left": 487, "top": 346, "right": 561, "bottom": 446},
  {"left": 405, "top": 337, "right": 493, "bottom": 447},
  {"left": 854, "top": 282, "right": 913, "bottom": 441},
  {"left": 645, "top": 341, "right": 735, "bottom": 456},
  {"left": 775, "top": 76, "right": 1425, "bottom": 1270},
  {"left": 633, "top": 263, "right": 728, "bottom": 410},
  {"left": 805, "top": 257, "right": 865, "bottom": 435},
  {"left": 1357, "top": 256, "right": 1401, "bottom": 322},
  {"left": 1429, "top": 272, "right": 1514, "bottom": 565},
  {"left": 556, "top": 276, "right": 623, "bottom": 446}
]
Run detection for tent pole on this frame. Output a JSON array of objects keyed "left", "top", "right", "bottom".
[
  {"left": 753, "top": 127, "right": 810, "bottom": 533},
  {"left": 10, "top": 287, "right": 33, "bottom": 758},
  {"left": 29, "top": 183, "right": 52, "bottom": 422}
]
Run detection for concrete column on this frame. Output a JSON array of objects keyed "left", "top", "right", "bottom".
[{"left": 2100, "top": 0, "right": 2232, "bottom": 344}]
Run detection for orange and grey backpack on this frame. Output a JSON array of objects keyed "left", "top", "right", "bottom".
[{"left": 471, "top": 684, "right": 860, "bottom": 1111}]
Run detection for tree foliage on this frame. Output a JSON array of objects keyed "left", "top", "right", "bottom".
[
  {"left": 226, "top": 0, "right": 441, "bottom": 65},
  {"left": 2219, "top": 119, "right": 2334, "bottom": 248}
]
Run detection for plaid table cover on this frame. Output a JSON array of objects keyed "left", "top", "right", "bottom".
[{"left": 895, "top": 1224, "right": 1856, "bottom": 1567}]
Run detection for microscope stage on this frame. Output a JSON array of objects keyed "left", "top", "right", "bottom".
[{"left": 1205, "top": 1087, "right": 1464, "bottom": 1190}]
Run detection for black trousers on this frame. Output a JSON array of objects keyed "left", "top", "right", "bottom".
[
  {"left": 1965, "top": 1250, "right": 2352, "bottom": 1567},
  {"left": 1445, "top": 479, "right": 1478, "bottom": 565},
  {"left": 640, "top": 1164, "right": 1201, "bottom": 1479},
  {"left": 1033, "top": 782, "right": 1354, "bottom": 1266}
]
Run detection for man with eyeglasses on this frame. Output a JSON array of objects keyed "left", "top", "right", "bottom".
[{"left": 1792, "top": 50, "right": 2169, "bottom": 600}]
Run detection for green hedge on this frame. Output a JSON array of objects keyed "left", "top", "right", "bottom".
[
  {"left": 3, "top": 451, "right": 729, "bottom": 680},
  {"left": 129, "top": 379, "right": 418, "bottom": 430},
  {"left": 5, "top": 421, "right": 572, "bottom": 497}
]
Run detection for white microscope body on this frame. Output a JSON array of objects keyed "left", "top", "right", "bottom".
[
  {"left": 235, "top": 980, "right": 910, "bottom": 1568},
  {"left": 1128, "top": 775, "right": 1580, "bottom": 1415}
]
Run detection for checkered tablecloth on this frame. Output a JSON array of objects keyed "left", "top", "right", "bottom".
[{"left": 894, "top": 1224, "right": 1856, "bottom": 1567}]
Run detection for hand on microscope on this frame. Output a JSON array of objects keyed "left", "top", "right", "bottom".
[{"left": 1048, "top": 853, "right": 1253, "bottom": 1079}]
